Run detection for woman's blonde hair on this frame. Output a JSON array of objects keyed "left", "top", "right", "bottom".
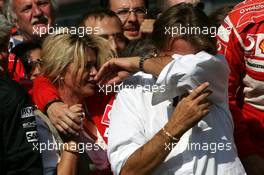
[{"left": 40, "top": 28, "right": 116, "bottom": 85}]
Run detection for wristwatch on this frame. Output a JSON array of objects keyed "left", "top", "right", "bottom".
[{"left": 139, "top": 50, "right": 158, "bottom": 72}]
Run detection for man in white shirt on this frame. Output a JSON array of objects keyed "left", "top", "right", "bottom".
[
  {"left": 99, "top": 4, "right": 246, "bottom": 175},
  {"left": 108, "top": 53, "right": 244, "bottom": 175}
]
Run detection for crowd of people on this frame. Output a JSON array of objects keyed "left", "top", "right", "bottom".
[{"left": 0, "top": 0, "right": 264, "bottom": 175}]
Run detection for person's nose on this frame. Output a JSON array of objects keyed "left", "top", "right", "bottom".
[
  {"left": 127, "top": 11, "right": 137, "bottom": 23},
  {"left": 90, "top": 66, "right": 98, "bottom": 76},
  {"left": 32, "top": 4, "right": 43, "bottom": 17},
  {"left": 33, "top": 65, "right": 41, "bottom": 75}
]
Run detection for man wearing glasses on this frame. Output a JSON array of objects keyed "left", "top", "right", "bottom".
[{"left": 107, "top": 0, "right": 147, "bottom": 40}]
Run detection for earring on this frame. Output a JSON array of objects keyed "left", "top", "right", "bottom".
[{"left": 57, "top": 76, "right": 65, "bottom": 87}]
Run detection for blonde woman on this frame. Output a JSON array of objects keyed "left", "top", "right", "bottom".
[{"left": 35, "top": 29, "right": 116, "bottom": 175}]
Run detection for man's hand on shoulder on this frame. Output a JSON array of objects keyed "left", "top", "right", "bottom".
[{"left": 47, "top": 102, "right": 83, "bottom": 137}]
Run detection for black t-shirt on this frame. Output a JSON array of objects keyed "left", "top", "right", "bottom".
[{"left": 0, "top": 76, "right": 43, "bottom": 175}]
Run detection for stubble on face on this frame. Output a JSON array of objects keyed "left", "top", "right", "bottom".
[
  {"left": 109, "top": 0, "right": 146, "bottom": 40},
  {"left": 12, "top": 0, "right": 54, "bottom": 40}
]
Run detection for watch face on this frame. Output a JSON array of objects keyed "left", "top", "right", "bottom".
[
  {"left": 145, "top": 49, "right": 159, "bottom": 59},
  {"left": 139, "top": 50, "right": 159, "bottom": 72}
]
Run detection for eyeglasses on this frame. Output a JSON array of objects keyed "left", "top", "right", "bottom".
[
  {"left": 115, "top": 7, "right": 147, "bottom": 20},
  {"left": 25, "top": 58, "right": 42, "bottom": 67}
]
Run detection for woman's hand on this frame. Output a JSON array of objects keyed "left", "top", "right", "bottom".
[
  {"left": 94, "top": 53, "right": 175, "bottom": 85},
  {"left": 94, "top": 57, "right": 140, "bottom": 85}
]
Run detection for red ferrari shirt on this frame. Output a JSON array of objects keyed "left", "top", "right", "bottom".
[
  {"left": 33, "top": 76, "right": 115, "bottom": 144},
  {"left": 217, "top": 0, "right": 264, "bottom": 158}
]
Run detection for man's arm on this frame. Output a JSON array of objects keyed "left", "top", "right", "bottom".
[
  {"left": 33, "top": 76, "right": 82, "bottom": 136},
  {"left": 110, "top": 83, "right": 211, "bottom": 175},
  {"left": 32, "top": 76, "right": 60, "bottom": 111},
  {"left": 120, "top": 129, "right": 171, "bottom": 175}
]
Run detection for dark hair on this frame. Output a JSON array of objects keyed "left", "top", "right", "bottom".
[
  {"left": 156, "top": 0, "right": 204, "bottom": 13},
  {"left": 152, "top": 3, "right": 217, "bottom": 55},
  {"left": 120, "top": 38, "right": 159, "bottom": 57},
  {"left": 78, "top": 8, "right": 121, "bottom": 27},
  {"left": 10, "top": 42, "right": 41, "bottom": 75},
  {"left": 102, "top": 0, "right": 148, "bottom": 9},
  {"left": 209, "top": 5, "right": 234, "bottom": 28}
]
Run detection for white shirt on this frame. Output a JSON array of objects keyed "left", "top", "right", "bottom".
[{"left": 108, "top": 51, "right": 246, "bottom": 175}]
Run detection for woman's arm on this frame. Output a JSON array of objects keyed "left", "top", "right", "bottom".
[
  {"left": 95, "top": 55, "right": 173, "bottom": 85},
  {"left": 33, "top": 76, "right": 82, "bottom": 136},
  {"left": 144, "top": 55, "right": 172, "bottom": 77},
  {"left": 57, "top": 141, "right": 79, "bottom": 175}
]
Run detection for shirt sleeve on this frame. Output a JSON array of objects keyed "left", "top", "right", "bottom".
[
  {"left": 0, "top": 77, "right": 43, "bottom": 175},
  {"left": 152, "top": 51, "right": 230, "bottom": 106},
  {"left": 107, "top": 88, "right": 147, "bottom": 175},
  {"left": 33, "top": 76, "right": 60, "bottom": 111}
]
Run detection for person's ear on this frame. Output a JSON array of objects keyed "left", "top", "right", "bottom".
[
  {"left": 167, "top": 37, "right": 178, "bottom": 51},
  {"left": 13, "top": 17, "right": 19, "bottom": 29}
]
